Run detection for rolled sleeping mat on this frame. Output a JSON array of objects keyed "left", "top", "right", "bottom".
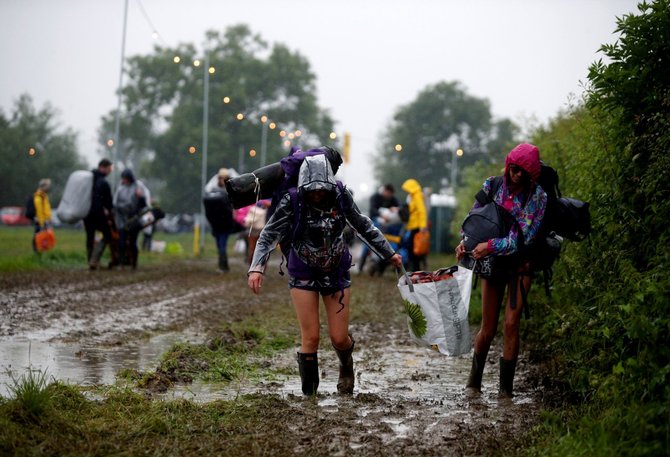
[{"left": 225, "top": 162, "right": 285, "bottom": 209}]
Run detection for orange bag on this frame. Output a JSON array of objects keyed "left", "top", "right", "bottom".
[
  {"left": 35, "top": 228, "right": 56, "bottom": 252},
  {"left": 412, "top": 230, "right": 430, "bottom": 256}
]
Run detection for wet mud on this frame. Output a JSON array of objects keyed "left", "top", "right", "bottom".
[{"left": 0, "top": 254, "right": 544, "bottom": 456}]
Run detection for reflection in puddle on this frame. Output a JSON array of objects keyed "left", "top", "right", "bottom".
[{"left": 0, "top": 332, "right": 202, "bottom": 398}]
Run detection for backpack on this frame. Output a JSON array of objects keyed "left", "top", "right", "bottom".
[
  {"left": 25, "top": 194, "right": 36, "bottom": 220},
  {"left": 477, "top": 163, "right": 591, "bottom": 296},
  {"left": 461, "top": 176, "right": 523, "bottom": 279}
]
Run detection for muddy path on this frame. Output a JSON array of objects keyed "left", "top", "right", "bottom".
[{"left": 0, "top": 254, "right": 545, "bottom": 456}]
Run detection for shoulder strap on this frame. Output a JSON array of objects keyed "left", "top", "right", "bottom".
[{"left": 475, "top": 175, "right": 504, "bottom": 206}]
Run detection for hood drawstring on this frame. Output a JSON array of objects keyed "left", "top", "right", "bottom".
[{"left": 247, "top": 173, "right": 261, "bottom": 238}]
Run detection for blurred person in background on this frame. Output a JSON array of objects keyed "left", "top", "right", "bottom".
[
  {"left": 31, "top": 178, "right": 53, "bottom": 252},
  {"left": 357, "top": 183, "right": 399, "bottom": 273},
  {"left": 84, "top": 159, "right": 114, "bottom": 270},
  {"left": 112, "top": 169, "right": 147, "bottom": 270},
  {"left": 401, "top": 178, "right": 429, "bottom": 271}
]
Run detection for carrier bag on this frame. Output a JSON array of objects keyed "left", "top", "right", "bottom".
[
  {"left": 35, "top": 228, "right": 56, "bottom": 252},
  {"left": 56, "top": 170, "right": 93, "bottom": 224},
  {"left": 397, "top": 265, "right": 473, "bottom": 356}
]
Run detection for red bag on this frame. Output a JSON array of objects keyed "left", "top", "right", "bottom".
[
  {"left": 35, "top": 228, "right": 56, "bottom": 252},
  {"left": 412, "top": 230, "right": 430, "bottom": 256}
]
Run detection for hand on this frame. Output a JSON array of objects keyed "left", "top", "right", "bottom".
[
  {"left": 389, "top": 253, "right": 403, "bottom": 268},
  {"left": 455, "top": 241, "right": 466, "bottom": 261},
  {"left": 471, "top": 242, "right": 490, "bottom": 260},
  {"left": 248, "top": 271, "right": 263, "bottom": 294}
]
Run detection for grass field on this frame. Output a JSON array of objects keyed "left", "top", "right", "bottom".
[{"left": 0, "top": 225, "right": 220, "bottom": 273}]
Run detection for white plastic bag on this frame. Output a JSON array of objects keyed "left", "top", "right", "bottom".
[
  {"left": 397, "top": 265, "right": 473, "bottom": 356},
  {"left": 56, "top": 170, "right": 93, "bottom": 224}
]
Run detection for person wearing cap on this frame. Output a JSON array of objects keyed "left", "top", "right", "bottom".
[
  {"left": 112, "top": 168, "right": 147, "bottom": 269},
  {"left": 456, "top": 143, "right": 547, "bottom": 398},
  {"left": 31, "top": 178, "right": 53, "bottom": 252}
]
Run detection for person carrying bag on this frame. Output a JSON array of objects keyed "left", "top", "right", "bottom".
[{"left": 456, "top": 143, "right": 547, "bottom": 398}]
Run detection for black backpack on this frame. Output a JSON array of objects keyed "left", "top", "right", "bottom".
[
  {"left": 495, "top": 162, "right": 591, "bottom": 296},
  {"left": 25, "top": 194, "right": 36, "bottom": 220}
]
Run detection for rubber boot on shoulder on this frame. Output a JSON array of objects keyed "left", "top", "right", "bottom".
[
  {"left": 334, "top": 335, "right": 355, "bottom": 394},
  {"left": 297, "top": 352, "right": 319, "bottom": 396},
  {"left": 465, "top": 351, "right": 488, "bottom": 393},
  {"left": 499, "top": 357, "right": 517, "bottom": 399}
]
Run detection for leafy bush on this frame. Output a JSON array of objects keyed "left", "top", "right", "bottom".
[{"left": 523, "top": 1, "right": 670, "bottom": 453}]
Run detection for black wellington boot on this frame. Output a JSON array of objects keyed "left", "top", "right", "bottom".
[
  {"left": 334, "top": 335, "right": 355, "bottom": 394},
  {"left": 466, "top": 351, "right": 488, "bottom": 393},
  {"left": 499, "top": 357, "right": 517, "bottom": 398},
  {"left": 218, "top": 253, "right": 229, "bottom": 272},
  {"left": 297, "top": 352, "right": 319, "bottom": 396}
]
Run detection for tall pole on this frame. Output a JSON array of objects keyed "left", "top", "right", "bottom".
[
  {"left": 112, "top": 0, "right": 129, "bottom": 192},
  {"left": 450, "top": 148, "right": 457, "bottom": 193},
  {"left": 199, "top": 53, "right": 210, "bottom": 255},
  {"left": 260, "top": 119, "right": 268, "bottom": 167}
]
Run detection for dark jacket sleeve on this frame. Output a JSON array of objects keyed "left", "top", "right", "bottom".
[
  {"left": 341, "top": 188, "right": 396, "bottom": 260},
  {"left": 100, "top": 180, "right": 113, "bottom": 212},
  {"left": 248, "top": 193, "right": 293, "bottom": 274}
]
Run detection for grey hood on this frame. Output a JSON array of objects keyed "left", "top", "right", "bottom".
[{"left": 297, "top": 154, "right": 337, "bottom": 194}]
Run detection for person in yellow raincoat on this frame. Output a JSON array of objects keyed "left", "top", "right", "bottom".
[
  {"left": 401, "top": 178, "right": 429, "bottom": 271},
  {"left": 32, "top": 178, "right": 53, "bottom": 252}
]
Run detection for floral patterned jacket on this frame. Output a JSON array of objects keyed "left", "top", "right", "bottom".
[{"left": 469, "top": 176, "right": 547, "bottom": 256}]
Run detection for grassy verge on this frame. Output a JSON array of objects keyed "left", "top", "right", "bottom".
[{"left": 0, "top": 379, "right": 307, "bottom": 456}]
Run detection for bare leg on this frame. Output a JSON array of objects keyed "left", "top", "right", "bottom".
[
  {"left": 474, "top": 278, "right": 505, "bottom": 355},
  {"left": 290, "top": 288, "right": 321, "bottom": 353},
  {"left": 323, "top": 288, "right": 352, "bottom": 350},
  {"left": 502, "top": 275, "right": 531, "bottom": 360}
]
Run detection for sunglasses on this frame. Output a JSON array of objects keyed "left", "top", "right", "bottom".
[{"left": 509, "top": 164, "right": 527, "bottom": 176}]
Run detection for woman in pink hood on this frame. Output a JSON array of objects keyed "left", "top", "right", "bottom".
[{"left": 456, "top": 143, "right": 547, "bottom": 398}]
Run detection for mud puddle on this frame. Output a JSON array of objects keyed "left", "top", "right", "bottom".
[{"left": 0, "top": 331, "right": 202, "bottom": 398}]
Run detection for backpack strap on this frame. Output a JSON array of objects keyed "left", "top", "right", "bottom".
[{"left": 475, "top": 175, "right": 504, "bottom": 206}]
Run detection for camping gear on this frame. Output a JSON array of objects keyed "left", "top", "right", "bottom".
[
  {"left": 35, "top": 228, "right": 56, "bottom": 252},
  {"left": 56, "top": 170, "right": 94, "bottom": 224},
  {"left": 225, "top": 146, "right": 343, "bottom": 210},
  {"left": 397, "top": 265, "right": 473, "bottom": 356}
]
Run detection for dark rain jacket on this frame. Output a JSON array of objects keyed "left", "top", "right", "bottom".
[{"left": 87, "top": 169, "right": 113, "bottom": 219}]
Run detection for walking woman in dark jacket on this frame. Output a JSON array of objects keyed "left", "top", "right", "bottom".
[
  {"left": 456, "top": 143, "right": 547, "bottom": 398},
  {"left": 247, "top": 154, "right": 402, "bottom": 396}
]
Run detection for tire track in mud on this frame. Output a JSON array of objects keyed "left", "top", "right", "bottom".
[{"left": 0, "top": 263, "right": 240, "bottom": 343}]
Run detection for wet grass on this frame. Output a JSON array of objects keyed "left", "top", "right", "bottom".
[
  {"left": 0, "top": 225, "right": 220, "bottom": 273},
  {"left": 3, "top": 368, "right": 53, "bottom": 420},
  {"left": 126, "top": 323, "right": 297, "bottom": 390},
  {"left": 0, "top": 381, "right": 310, "bottom": 456}
]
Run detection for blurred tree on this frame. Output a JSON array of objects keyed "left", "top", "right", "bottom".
[
  {"left": 373, "top": 81, "right": 517, "bottom": 193},
  {"left": 0, "top": 94, "right": 86, "bottom": 207},
  {"left": 99, "top": 24, "right": 337, "bottom": 213}
]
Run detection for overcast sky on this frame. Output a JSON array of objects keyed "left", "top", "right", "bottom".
[{"left": 1, "top": 0, "right": 639, "bottom": 198}]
